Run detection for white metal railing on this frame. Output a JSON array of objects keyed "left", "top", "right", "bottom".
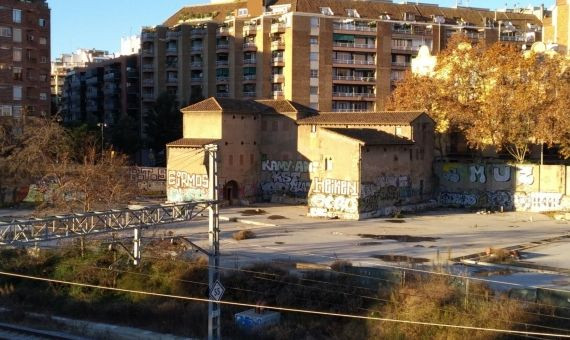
[
  {"left": 332, "top": 75, "right": 375, "bottom": 82},
  {"left": 216, "top": 76, "right": 229, "bottom": 82},
  {"left": 271, "top": 23, "right": 286, "bottom": 32},
  {"left": 243, "top": 58, "right": 256, "bottom": 64},
  {"left": 332, "top": 92, "right": 375, "bottom": 98},
  {"left": 243, "top": 25, "right": 257, "bottom": 35},
  {"left": 272, "top": 57, "right": 284, "bottom": 63},
  {"left": 390, "top": 45, "right": 420, "bottom": 51},
  {"left": 191, "top": 29, "right": 205, "bottom": 36},
  {"left": 333, "top": 23, "right": 376, "bottom": 32},
  {"left": 166, "top": 47, "right": 178, "bottom": 54},
  {"left": 191, "top": 46, "right": 203, "bottom": 52},
  {"left": 191, "top": 77, "right": 203, "bottom": 82},
  {"left": 393, "top": 27, "right": 432, "bottom": 35},
  {"left": 191, "top": 62, "right": 203, "bottom": 68},
  {"left": 271, "top": 40, "right": 285, "bottom": 49},
  {"left": 216, "top": 43, "right": 229, "bottom": 49},
  {"left": 332, "top": 59, "right": 375, "bottom": 65},
  {"left": 216, "top": 92, "right": 229, "bottom": 97},
  {"left": 333, "top": 42, "right": 375, "bottom": 49},
  {"left": 216, "top": 60, "right": 229, "bottom": 66},
  {"left": 142, "top": 49, "right": 154, "bottom": 55},
  {"left": 332, "top": 108, "right": 369, "bottom": 112},
  {"left": 243, "top": 91, "right": 256, "bottom": 97},
  {"left": 243, "top": 74, "right": 256, "bottom": 80},
  {"left": 243, "top": 42, "right": 257, "bottom": 49}
]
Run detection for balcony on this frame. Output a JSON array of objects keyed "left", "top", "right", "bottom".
[
  {"left": 332, "top": 92, "right": 376, "bottom": 100},
  {"left": 273, "top": 74, "right": 284, "bottom": 83},
  {"left": 104, "top": 72, "right": 119, "bottom": 81},
  {"left": 273, "top": 90, "right": 284, "bottom": 99},
  {"left": 191, "top": 45, "right": 203, "bottom": 53},
  {"left": 332, "top": 42, "right": 375, "bottom": 50},
  {"left": 243, "top": 74, "right": 256, "bottom": 82},
  {"left": 332, "top": 75, "right": 375, "bottom": 82},
  {"left": 142, "top": 64, "right": 154, "bottom": 72},
  {"left": 142, "top": 93, "right": 155, "bottom": 101},
  {"left": 191, "top": 76, "right": 203, "bottom": 83},
  {"left": 332, "top": 108, "right": 370, "bottom": 112},
  {"left": 142, "top": 32, "right": 155, "bottom": 41},
  {"left": 243, "top": 91, "right": 256, "bottom": 98},
  {"left": 166, "top": 47, "right": 178, "bottom": 55},
  {"left": 243, "top": 42, "right": 257, "bottom": 51},
  {"left": 142, "top": 79, "right": 154, "bottom": 86},
  {"left": 243, "top": 25, "right": 257, "bottom": 36},
  {"left": 217, "top": 26, "right": 230, "bottom": 37},
  {"left": 141, "top": 48, "right": 154, "bottom": 56},
  {"left": 191, "top": 29, "right": 205, "bottom": 38},
  {"left": 272, "top": 56, "right": 284, "bottom": 66},
  {"left": 165, "top": 78, "right": 178, "bottom": 85},
  {"left": 243, "top": 58, "right": 256, "bottom": 65},
  {"left": 216, "top": 43, "right": 229, "bottom": 51},
  {"left": 216, "top": 76, "right": 229, "bottom": 82},
  {"left": 191, "top": 61, "right": 203, "bottom": 69},
  {"left": 333, "top": 23, "right": 376, "bottom": 33},
  {"left": 392, "top": 27, "right": 433, "bottom": 36},
  {"left": 271, "top": 23, "right": 286, "bottom": 34},
  {"left": 391, "top": 61, "right": 410, "bottom": 68},
  {"left": 216, "top": 60, "right": 229, "bottom": 67},
  {"left": 499, "top": 35, "right": 526, "bottom": 42},
  {"left": 390, "top": 45, "right": 420, "bottom": 52},
  {"left": 166, "top": 63, "right": 178, "bottom": 70},
  {"left": 216, "top": 92, "right": 230, "bottom": 97},
  {"left": 332, "top": 59, "right": 375, "bottom": 68},
  {"left": 271, "top": 40, "right": 285, "bottom": 50},
  {"left": 166, "top": 31, "right": 180, "bottom": 39}
]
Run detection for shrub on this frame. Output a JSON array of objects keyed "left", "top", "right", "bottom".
[{"left": 232, "top": 230, "right": 256, "bottom": 241}]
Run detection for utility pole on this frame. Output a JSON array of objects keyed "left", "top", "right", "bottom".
[
  {"left": 97, "top": 122, "right": 107, "bottom": 156},
  {"left": 206, "top": 144, "right": 221, "bottom": 340}
]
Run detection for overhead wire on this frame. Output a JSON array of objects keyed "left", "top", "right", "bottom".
[{"left": 0, "top": 270, "right": 569, "bottom": 339}]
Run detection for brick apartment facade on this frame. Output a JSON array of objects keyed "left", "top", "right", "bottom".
[
  {"left": 140, "top": 0, "right": 542, "bottom": 129},
  {"left": 62, "top": 54, "right": 139, "bottom": 125},
  {"left": 0, "top": 0, "right": 50, "bottom": 119}
]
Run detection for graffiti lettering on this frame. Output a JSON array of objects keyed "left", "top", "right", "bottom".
[
  {"left": 308, "top": 194, "right": 358, "bottom": 214},
  {"left": 493, "top": 165, "right": 511, "bottom": 182},
  {"left": 312, "top": 178, "right": 358, "bottom": 196},
  {"left": 439, "top": 192, "right": 478, "bottom": 207},
  {"left": 167, "top": 170, "right": 208, "bottom": 189},
  {"left": 517, "top": 166, "right": 534, "bottom": 186},
  {"left": 469, "top": 165, "right": 486, "bottom": 183},
  {"left": 514, "top": 192, "right": 562, "bottom": 212},
  {"left": 442, "top": 168, "right": 460, "bottom": 183}
]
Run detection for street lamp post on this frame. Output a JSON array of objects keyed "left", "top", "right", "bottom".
[{"left": 97, "top": 122, "right": 107, "bottom": 156}]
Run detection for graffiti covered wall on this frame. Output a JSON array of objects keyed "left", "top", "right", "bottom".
[
  {"left": 129, "top": 167, "right": 166, "bottom": 195},
  {"left": 436, "top": 162, "right": 570, "bottom": 212},
  {"left": 260, "top": 160, "right": 317, "bottom": 200},
  {"left": 166, "top": 170, "right": 209, "bottom": 202}
]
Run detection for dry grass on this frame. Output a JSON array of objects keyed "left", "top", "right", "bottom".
[
  {"left": 330, "top": 260, "right": 353, "bottom": 271},
  {"left": 368, "top": 274, "right": 534, "bottom": 339},
  {"left": 232, "top": 230, "right": 256, "bottom": 241}
]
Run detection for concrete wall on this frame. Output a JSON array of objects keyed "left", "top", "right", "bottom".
[
  {"left": 166, "top": 146, "right": 209, "bottom": 202},
  {"left": 436, "top": 162, "right": 570, "bottom": 212}
]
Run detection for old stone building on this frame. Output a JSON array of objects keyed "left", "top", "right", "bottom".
[{"left": 166, "top": 97, "right": 434, "bottom": 219}]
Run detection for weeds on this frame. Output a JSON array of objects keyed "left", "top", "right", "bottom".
[{"left": 233, "top": 230, "right": 256, "bottom": 241}]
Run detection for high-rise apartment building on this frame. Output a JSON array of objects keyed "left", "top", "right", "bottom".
[
  {"left": 51, "top": 48, "right": 114, "bottom": 114},
  {"left": 544, "top": 0, "right": 570, "bottom": 54},
  {"left": 140, "top": 0, "right": 542, "bottom": 122},
  {"left": 62, "top": 54, "right": 139, "bottom": 125},
  {"left": 0, "top": 0, "right": 50, "bottom": 119}
]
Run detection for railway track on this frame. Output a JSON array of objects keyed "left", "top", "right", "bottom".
[{"left": 0, "top": 322, "right": 84, "bottom": 340}]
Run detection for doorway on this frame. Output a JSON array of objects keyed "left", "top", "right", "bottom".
[{"left": 223, "top": 180, "right": 239, "bottom": 205}]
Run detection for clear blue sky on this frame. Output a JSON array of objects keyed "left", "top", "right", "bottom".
[{"left": 49, "top": 0, "right": 553, "bottom": 60}]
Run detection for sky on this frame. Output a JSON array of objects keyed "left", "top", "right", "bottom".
[{"left": 49, "top": 0, "right": 553, "bottom": 60}]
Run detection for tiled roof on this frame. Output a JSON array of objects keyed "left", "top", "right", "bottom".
[
  {"left": 182, "top": 97, "right": 318, "bottom": 116},
  {"left": 163, "top": 1, "right": 247, "bottom": 26},
  {"left": 293, "top": 0, "right": 541, "bottom": 27},
  {"left": 326, "top": 128, "right": 414, "bottom": 145},
  {"left": 167, "top": 138, "right": 219, "bottom": 147},
  {"left": 297, "top": 111, "right": 428, "bottom": 125}
]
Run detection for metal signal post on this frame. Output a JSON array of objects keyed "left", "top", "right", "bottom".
[{"left": 206, "top": 144, "right": 221, "bottom": 340}]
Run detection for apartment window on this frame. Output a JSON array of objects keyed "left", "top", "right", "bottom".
[
  {"left": 311, "top": 125, "right": 317, "bottom": 133},
  {"left": 229, "top": 155, "right": 233, "bottom": 165},
  {"left": 39, "top": 92, "right": 47, "bottom": 101},
  {"left": 309, "top": 36, "right": 318, "bottom": 45},
  {"left": 325, "top": 157, "right": 333, "bottom": 171},
  {"left": 13, "top": 86, "right": 22, "bottom": 100},
  {"left": 310, "top": 52, "right": 318, "bottom": 61},
  {"left": 13, "top": 67, "right": 22, "bottom": 81},
  {"left": 0, "top": 27, "right": 11, "bottom": 37},
  {"left": 310, "top": 17, "right": 319, "bottom": 28},
  {"left": 13, "top": 48, "right": 21, "bottom": 62},
  {"left": 40, "top": 56, "right": 47, "bottom": 63},
  {"left": 39, "top": 37, "right": 47, "bottom": 45},
  {"left": 0, "top": 106, "right": 12, "bottom": 117},
  {"left": 13, "top": 28, "right": 21, "bottom": 42},
  {"left": 39, "top": 18, "right": 46, "bottom": 27},
  {"left": 13, "top": 9, "right": 22, "bottom": 23},
  {"left": 237, "top": 8, "right": 248, "bottom": 17},
  {"left": 239, "top": 154, "right": 244, "bottom": 166},
  {"left": 12, "top": 106, "right": 22, "bottom": 118},
  {"left": 39, "top": 74, "right": 47, "bottom": 82},
  {"left": 310, "top": 86, "right": 318, "bottom": 95},
  {"left": 310, "top": 69, "right": 318, "bottom": 78}
]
